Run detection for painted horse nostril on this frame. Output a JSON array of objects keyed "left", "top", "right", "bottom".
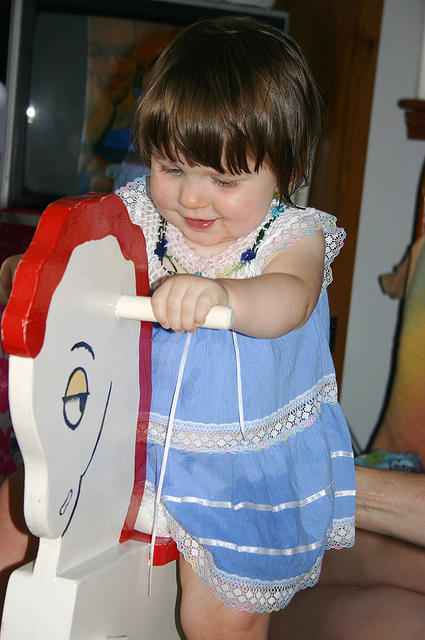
[{"left": 60, "top": 488, "right": 73, "bottom": 515}]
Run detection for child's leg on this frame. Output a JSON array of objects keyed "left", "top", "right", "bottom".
[
  {"left": 179, "top": 555, "right": 270, "bottom": 640},
  {"left": 0, "top": 469, "right": 39, "bottom": 619}
]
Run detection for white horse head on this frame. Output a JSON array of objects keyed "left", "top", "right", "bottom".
[{"left": 2, "top": 194, "right": 151, "bottom": 552}]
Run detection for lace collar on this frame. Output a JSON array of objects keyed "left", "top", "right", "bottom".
[{"left": 153, "top": 200, "right": 284, "bottom": 278}]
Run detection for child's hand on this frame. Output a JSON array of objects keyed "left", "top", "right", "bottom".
[
  {"left": 0, "top": 254, "right": 24, "bottom": 305},
  {"left": 151, "top": 274, "right": 229, "bottom": 333}
]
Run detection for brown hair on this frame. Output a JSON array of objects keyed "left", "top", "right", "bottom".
[{"left": 133, "top": 16, "right": 322, "bottom": 204}]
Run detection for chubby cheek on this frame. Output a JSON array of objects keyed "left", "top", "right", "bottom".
[
  {"left": 219, "top": 215, "right": 257, "bottom": 241},
  {"left": 223, "top": 195, "right": 270, "bottom": 236},
  {"left": 150, "top": 176, "right": 173, "bottom": 213}
]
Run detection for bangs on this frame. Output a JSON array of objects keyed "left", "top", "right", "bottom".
[
  {"left": 142, "top": 106, "right": 258, "bottom": 177},
  {"left": 134, "top": 35, "right": 270, "bottom": 176}
]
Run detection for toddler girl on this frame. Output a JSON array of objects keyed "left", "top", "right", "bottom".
[{"left": 115, "top": 15, "right": 355, "bottom": 640}]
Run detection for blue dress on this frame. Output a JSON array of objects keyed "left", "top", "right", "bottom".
[{"left": 117, "top": 177, "right": 355, "bottom": 613}]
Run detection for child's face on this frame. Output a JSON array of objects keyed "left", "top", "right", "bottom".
[{"left": 150, "top": 156, "right": 277, "bottom": 256}]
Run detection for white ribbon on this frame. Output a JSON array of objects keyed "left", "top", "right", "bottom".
[
  {"left": 232, "top": 330, "right": 246, "bottom": 441},
  {"left": 148, "top": 328, "right": 246, "bottom": 594},
  {"left": 148, "top": 332, "right": 192, "bottom": 595}
]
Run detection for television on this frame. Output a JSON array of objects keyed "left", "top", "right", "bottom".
[{"left": 0, "top": 0, "right": 289, "bottom": 211}]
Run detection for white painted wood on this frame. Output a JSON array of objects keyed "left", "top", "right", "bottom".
[
  {"left": 2, "top": 541, "right": 178, "bottom": 640},
  {"left": 1, "top": 237, "right": 179, "bottom": 639}
]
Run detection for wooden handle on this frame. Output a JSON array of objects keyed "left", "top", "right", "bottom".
[{"left": 116, "top": 295, "right": 233, "bottom": 330}]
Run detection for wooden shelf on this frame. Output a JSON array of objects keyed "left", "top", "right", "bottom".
[{"left": 399, "top": 99, "right": 425, "bottom": 140}]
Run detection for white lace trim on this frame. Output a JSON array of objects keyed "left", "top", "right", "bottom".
[
  {"left": 165, "top": 512, "right": 354, "bottom": 612},
  {"left": 116, "top": 177, "right": 344, "bottom": 293},
  {"left": 148, "top": 373, "right": 337, "bottom": 452},
  {"left": 116, "top": 178, "right": 164, "bottom": 289},
  {"left": 326, "top": 516, "right": 356, "bottom": 550}
]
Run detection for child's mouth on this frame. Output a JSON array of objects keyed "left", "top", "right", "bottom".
[{"left": 185, "top": 218, "right": 216, "bottom": 230}]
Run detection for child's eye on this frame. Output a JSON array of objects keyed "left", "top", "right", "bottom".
[
  {"left": 161, "top": 166, "right": 182, "bottom": 176},
  {"left": 215, "top": 178, "right": 238, "bottom": 189}
]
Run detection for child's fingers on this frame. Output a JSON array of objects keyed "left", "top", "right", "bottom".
[
  {"left": 0, "top": 282, "right": 8, "bottom": 306},
  {"left": 151, "top": 277, "right": 191, "bottom": 332},
  {"left": 180, "top": 291, "right": 210, "bottom": 333},
  {"left": 178, "top": 283, "right": 225, "bottom": 332},
  {"left": 193, "top": 292, "right": 216, "bottom": 328},
  {"left": 0, "top": 263, "right": 12, "bottom": 301},
  {"left": 152, "top": 275, "right": 228, "bottom": 333},
  {"left": 0, "top": 254, "right": 23, "bottom": 302},
  {"left": 151, "top": 283, "right": 173, "bottom": 330},
  {"left": 167, "top": 289, "right": 190, "bottom": 333}
]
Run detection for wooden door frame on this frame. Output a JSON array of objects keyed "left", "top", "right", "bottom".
[{"left": 275, "top": 0, "right": 384, "bottom": 383}]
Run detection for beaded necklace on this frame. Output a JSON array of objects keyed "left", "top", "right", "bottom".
[{"left": 154, "top": 204, "right": 284, "bottom": 278}]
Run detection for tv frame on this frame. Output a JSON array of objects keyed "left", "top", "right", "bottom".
[{"left": 1, "top": 0, "right": 289, "bottom": 211}]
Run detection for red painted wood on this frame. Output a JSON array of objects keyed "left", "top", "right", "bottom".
[{"left": 1, "top": 193, "right": 148, "bottom": 357}]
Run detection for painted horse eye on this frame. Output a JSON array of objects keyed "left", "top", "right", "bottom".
[{"left": 62, "top": 367, "right": 89, "bottom": 430}]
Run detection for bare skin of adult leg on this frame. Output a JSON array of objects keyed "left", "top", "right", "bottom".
[
  {"left": 179, "top": 555, "right": 270, "bottom": 640},
  {"left": 0, "top": 469, "right": 38, "bottom": 621},
  {"left": 321, "top": 528, "right": 425, "bottom": 592},
  {"left": 269, "top": 583, "right": 425, "bottom": 640},
  {"left": 268, "top": 529, "right": 425, "bottom": 640}
]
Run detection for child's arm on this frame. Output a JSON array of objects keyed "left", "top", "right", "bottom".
[{"left": 151, "top": 230, "right": 325, "bottom": 338}]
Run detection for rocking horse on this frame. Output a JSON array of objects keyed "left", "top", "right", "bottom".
[{"left": 0, "top": 193, "right": 231, "bottom": 639}]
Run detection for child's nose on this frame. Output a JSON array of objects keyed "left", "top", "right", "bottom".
[{"left": 177, "top": 178, "right": 208, "bottom": 210}]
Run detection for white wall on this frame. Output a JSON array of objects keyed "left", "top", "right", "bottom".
[{"left": 340, "top": 0, "right": 425, "bottom": 450}]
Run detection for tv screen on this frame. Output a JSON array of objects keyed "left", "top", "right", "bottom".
[{"left": 1, "top": 0, "right": 289, "bottom": 211}]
